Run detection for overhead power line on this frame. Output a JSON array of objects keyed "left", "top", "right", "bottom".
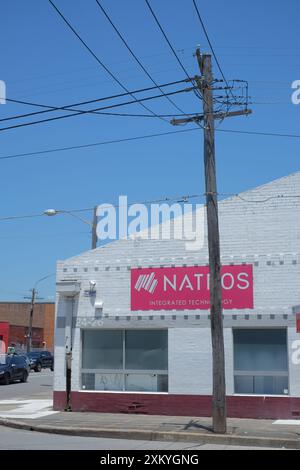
[
  {"left": 1, "top": 109, "right": 200, "bottom": 121},
  {"left": 2, "top": 78, "right": 190, "bottom": 123},
  {"left": 0, "top": 86, "right": 195, "bottom": 132},
  {"left": 48, "top": 0, "right": 167, "bottom": 122},
  {"left": 192, "top": 0, "right": 235, "bottom": 101},
  {"left": 2, "top": 193, "right": 300, "bottom": 223},
  {"left": 0, "top": 213, "right": 45, "bottom": 221},
  {"left": 94, "top": 0, "right": 191, "bottom": 117},
  {"left": 216, "top": 128, "right": 300, "bottom": 138},
  {"left": 0, "top": 128, "right": 201, "bottom": 161},
  {"left": 144, "top": 0, "right": 202, "bottom": 101},
  {"left": 1, "top": 126, "right": 300, "bottom": 162},
  {"left": 0, "top": 194, "right": 203, "bottom": 222}
]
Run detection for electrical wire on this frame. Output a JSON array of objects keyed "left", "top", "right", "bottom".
[
  {"left": 216, "top": 128, "right": 300, "bottom": 138},
  {"left": 94, "top": 0, "right": 192, "bottom": 117},
  {"left": 235, "top": 194, "right": 300, "bottom": 204},
  {"left": 192, "top": 0, "right": 235, "bottom": 101},
  {"left": 144, "top": 0, "right": 235, "bottom": 129},
  {"left": 0, "top": 86, "right": 196, "bottom": 132},
  {"left": 2, "top": 193, "right": 300, "bottom": 223},
  {"left": 0, "top": 213, "right": 45, "bottom": 221},
  {"left": 48, "top": 0, "right": 168, "bottom": 123},
  {"left": 1, "top": 125, "right": 300, "bottom": 163},
  {"left": 192, "top": 0, "right": 251, "bottom": 123},
  {"left": 1, "top": 78, "right": 191, "bottom": 123},
  {"left": 0, "top": 127, "right": 201, "bottom": 161},
  {"left": 2, "top": 110, "right": 201, "bottom": 121},
  {"left": 144, "top": 0, "right": 202, "bottom": 101},
  {"left": 0, "top": 194, "right": 203, "bottom": 222}
]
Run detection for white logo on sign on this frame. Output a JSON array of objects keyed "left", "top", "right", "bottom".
[{"left": 134, "top": 273, "right": 158, "bottom": 294}]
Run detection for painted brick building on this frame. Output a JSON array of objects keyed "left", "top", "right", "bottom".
[
  {"left": 0, "top": 302, "right": 55, "bottom": 351},
  {"left": 54, "top": 173, "right": 300, "bottom": 419}
]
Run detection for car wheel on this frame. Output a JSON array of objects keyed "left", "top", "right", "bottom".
[
  {"left": 34, "top": 363, "right": 42, "bottom": 372},
  {"left": 20, "top": 371, "right": 28, "bottom": 383},
  {"left": 3, "top": 373, "right": 10, "bottom": 385},
  {"left": 50, "top": 364, "right": 54, "bottom": 371}
]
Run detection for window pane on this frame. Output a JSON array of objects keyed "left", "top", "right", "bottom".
[
  {"left": 125, "top": 373, "right": 157, "bottom": 392},
  {"left": 254, "top": 375, "right": 273, "bottom": 394},
  {"left": 234, "top": 375, "right": 254, "bottom": 394},
  {"left": 234, "top": 374, "right": 289, "bottom": 395},
  {"left": 82, "top": 373, "right": 95, "bottom": 390},
  {"left": 254, "top": 375, "right": 289, "bottom": 395},
  {"left": 233, "top": 329, "right": 288, "bottom": 372},
  {"left": 125, "top": 374, "right": 168, "bottom": 392},
  {"left": 82, "top": 330, "right": 123, "bottom": 369},
  {"left": 95, "top": 373, "right": 123, "bottom": 391},
  {"left": 275, "top": 376, "right": 289, "bottom": 395},
  {"left": 157, "top": 374, "right": 168, "bottom": 392},
  {"left": 125, "top": 330, "right": 168, "bottom": 370}
]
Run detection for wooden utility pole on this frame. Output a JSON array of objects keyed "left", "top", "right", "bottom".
[
  {"left": 171, "top": 49, "right": 251, "bottom": 434},
  {"left": 24, "top": 286, "right": 45, "bottom": 353},
  {"left": 92, "top": 205, "right": 98, "bottom": 249},
  {"left": 27, "top": 288, "right": 36, "bottom": 353},
  {"left": 199, "top": 50, "right": 226, "bottom": 434}
]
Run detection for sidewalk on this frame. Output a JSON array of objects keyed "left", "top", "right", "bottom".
[{"left": 0, "top": 407, "right": 300, "bottom": 448}]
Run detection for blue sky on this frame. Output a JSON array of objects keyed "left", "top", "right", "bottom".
[{"left": 0, "top": 0, "right": 299, "bottom": 301}]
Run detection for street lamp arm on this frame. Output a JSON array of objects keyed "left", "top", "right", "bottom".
[
  {"left": 60, "top": 210, "right": 92, "bottom": 227},
  {"left": 44, "top": 206, "right": 98, "bottom": 249},
  {"left": 44, "top": 209, "right": 92, "bottom": 227},
  {"left": 34, "top": 273, "right": 55, "bottom": 289}
]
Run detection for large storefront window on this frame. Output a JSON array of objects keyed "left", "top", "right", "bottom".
[
  {"left": 81, "top": 329, "right": 168, "bottom": 392},
  {"left": 233, "top": 329, "right": 288, "bottom": 395}
]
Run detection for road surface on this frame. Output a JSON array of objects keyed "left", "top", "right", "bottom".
[{"left": 0, "top": 369, "right": 53, "bottom": 400}]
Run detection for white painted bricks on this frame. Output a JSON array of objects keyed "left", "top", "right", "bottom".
[{"left": 54, "top": 172, "right": 300, "bottom": 396}]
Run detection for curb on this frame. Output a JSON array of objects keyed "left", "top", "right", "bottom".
[{"left": 0, "top": 418, "right": 299, "bottom": 449}]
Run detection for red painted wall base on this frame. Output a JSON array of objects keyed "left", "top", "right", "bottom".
[{"left": 53, "top": 391, "right": 300, "bottom": 420}]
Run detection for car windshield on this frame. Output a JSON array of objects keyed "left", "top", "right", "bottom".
[{"left": 0, "top": 354, "right": 12, "bottom": 365}]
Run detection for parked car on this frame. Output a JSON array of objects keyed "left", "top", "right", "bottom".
[
  {"left": 0, "top": 354, "right": 29, "bottom": 385},
  {"left": 27, "top": 351, "right": 54, "bottom": 372}
]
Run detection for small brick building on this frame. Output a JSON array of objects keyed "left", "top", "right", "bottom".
[{"left": 0, "top": 302, "right": 55, "bottom": 352}]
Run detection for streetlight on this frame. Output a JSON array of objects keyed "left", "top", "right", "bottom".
[
  {"left": 44, "top": 207, "right": 98, "bottom": 249},
  {"left": 24, "top": 274, "right": 55, "bottom": 353},
  {"left": 44, "top": 208, "right": 98, "bottom": 411}
]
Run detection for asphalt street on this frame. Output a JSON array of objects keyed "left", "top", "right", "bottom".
[
  {"left": 0, "top": 369, "right": 53, "bottom": 400},
  {"left": 0, "top": 425, "right": 275, "bottom": 450}
]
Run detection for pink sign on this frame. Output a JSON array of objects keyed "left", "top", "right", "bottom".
[{"left": 131, "top": 265, "right": 253, "bottom": 311}]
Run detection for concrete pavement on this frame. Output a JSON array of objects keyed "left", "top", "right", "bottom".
[{"left": 0, "top": 408, "right": 299, "bottom": 449}]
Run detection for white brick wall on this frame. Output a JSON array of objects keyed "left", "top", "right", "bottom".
[
  {"left": 169, "top": 328, "right": 212, "bottom": 394},
  {"left": 54, "top": 172, "right": 300, "bottom": 396}
]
